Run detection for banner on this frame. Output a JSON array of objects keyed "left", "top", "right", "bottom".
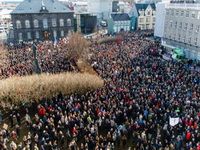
[{"left": 169, "top": 117, "right": 179, "bottom": 126}]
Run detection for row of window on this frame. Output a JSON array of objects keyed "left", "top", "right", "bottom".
[
  {"left": 114, "top": 26, "right": 130, "bottom": 32},
  {"left": 18, "top": 30, "right": 65, "bottom": 40},
  {"left": 164, "top": 32, "right": 199, "bottom": 46},
  {"left": 139, "top": 10, "right": 156, "bottom": 16},
  {"left": 139, "top": 24, "right": 155, "bottom": 30},
  {"left": 166, "top": 21, "right": 200, "bottom": 32},
  {"left": 114, "top": 21, "right": 130, "bottom": 26},
  {"left": 139, "top": 17, "right": 156, "bottom": 23},
  {"left": 16, "top": 18, "right": 72, "bottom": 29},
  {"left": 166, "top": 9, "right": 200, "bottom": 19}
]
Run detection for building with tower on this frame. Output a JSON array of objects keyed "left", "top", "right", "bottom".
[{"left": 10, "top": 0, "right": 74, "bottom": 42}]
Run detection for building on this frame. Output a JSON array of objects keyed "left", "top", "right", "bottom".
[
  {"left": 10, "top": 0, "right": 74, "bottom": 42},
  {"left": 75, "top": 13, "right": 97, "bottom": 34},
  {"left": 163, "top": 1, "right": 200, "bottom": 60},
  {"left": 108, "top": 13, "right": 131, "bottom": 34},
  {"left": 71, "top": 1, "right": 88, "bottom": 13},
  {"left": 130, "top": 3, "right": 156, "bottom": 30},
  {"left": 154, "top": 1, "right": 168, "bottom": 37},
  {"left": 87, "top": 0, "right": 113, "bottom": 23}
]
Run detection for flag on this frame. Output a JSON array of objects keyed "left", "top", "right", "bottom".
[{"left": 169, "top": 117, "right": 179, "bottom": 126}]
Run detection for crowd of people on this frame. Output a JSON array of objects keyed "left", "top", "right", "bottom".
[
  {"left": 0, "top": 31, "right": 200, "bottom": 150},
  {"left": 0, "top": 40, "right": 76, "bottom": 80}
]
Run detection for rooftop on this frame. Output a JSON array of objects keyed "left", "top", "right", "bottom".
[
  {"left": 170, "top": 0, "right": 200, "bottom": 3},
  {"left": 111, "top": 13, "right": 131, "bottom": 21},
  {"left": 11, "top": 0, "right": 73, "bottom": 14}
]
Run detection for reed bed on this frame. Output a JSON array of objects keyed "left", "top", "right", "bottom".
[
  {"left": 97, "top": 36, "right": 121, "bottom": 44},
  {"left": 0, "top": 72, "right": 104, "bottom": 105}
]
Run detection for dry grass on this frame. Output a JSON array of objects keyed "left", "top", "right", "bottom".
[{"left": 0, "top": 72, "right": 104, "bottom": 106}]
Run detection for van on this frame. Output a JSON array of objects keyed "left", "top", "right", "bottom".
[
  {"left": 0, "top": 26, "right": 5, "bottom": 33},
  {"left": 9, "top": 24, "right": 13, "bottom": 30}
]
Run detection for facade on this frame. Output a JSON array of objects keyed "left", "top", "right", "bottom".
[
  {"left": 108, "top": 13, "right": 131, "bottom": 34},
  {"left": 163, "top": 2, "right": 200, "bottom": 60},
  {"left": 130, "top": 3, "right": 156, "bottom": 30},
  {"left": 154, "top": 1, "right": 168, "bottom": 37},
  {"left": 10, "top": 0, "right": 74, "bottom": 42}
]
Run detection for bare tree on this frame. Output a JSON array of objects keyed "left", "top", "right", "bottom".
[{"left": 67, "top": 31, "right": 90, "bottom": 60}]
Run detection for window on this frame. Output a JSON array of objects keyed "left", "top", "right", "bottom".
[
  {"left": 165, "top": 20, "right": 168, "bottom": 27},
  {"left": 35, "top": 31, "right": 39, "bottom": 39},
  {"left": 25, "top": 20, "right": 30, "bottom": 29},
  {"left": 179, "top": 22, "right": 182, "bottom": 29},
  {"left": 170, "top": 21, "right": 173, "bottom": 28},
  {"left": 173, "top": 33, "right": 176, "bottom": 40},
  {"left": 188, "top": 36, "right": 191, "bottom": 44},
  {"left": 16, "top": 20, "right": 21, "bottom": 29},
  {"left": 184, "top": 23, "right": 188, "bottom": 30},
  {"left": 43, "top": 18, "right": 48, "bottom": 29},
  {"left": 196, "top": 25, "right": 200, "bottom": 32},
  {"left": 180, "top": 11, "right": 184, "bottom": 17},
  {"left": 53, "top": 30, "right": 57, "bottom": 38},
  {"left": 139, "top": 18, "right": 144, "bottom": 23},
  {"left": 141, "top": 24, "right": 145, "bottom": 30},
  {"left": 153, "top": 17, "right": 156, "bottom": 22},
  {"left": 27, "top": 32, "right": 31, "bottom": 40},
  {"left": 171, "top": 10, "right": 174, "bottom": 16},
  {"left": 147, "top": 10, "right": 151, "bottom": 16},
  {"left": 186, "top": 11, "right": 189, "bottom": 18},
  {"left": 166, "top": 10, "right": 169, "bottom": 16},
  {"left": 178, "top": 34, "right": 181, "bottom": 41},
  {"left": 60, "top": 19, "right": 64, "bottom": 26},
  {"left": 114, "top": 27, "right": 117, "bottom": 32},
  {"left": 174, "top": 21, "right": 177, "bottom": 28},
  {"left": 146, "top": 24, "right": 149, "bottom": 29},
  {"left": 194, "top": 37, "right": 198, "bottom": 45},
  {"left": 190, "top": 23, "right": 194, "bottom": 31},
  {"left": 182, "top": 35, "right": 186, "bottom": 42},
  {"left": 52, "top": 19, "right": 57, "bottom": 27},
  {"left": 146, "top": 17, "right": 150, "bottom": 23},
  {"left": 198, "top": 11, "right": 200, "bottom": 19},
  {"left": 61, "top": 30, "right": 64, "bottom": 37},
  {"left": 176, "top": 10, "right": 179, "bottom": 17},
  {"left": 34, "top": 19, "right": 39, "bottom": 28},
  {"left": 18, "top": 33, "right": 22, "bottom": 40},
  {"left": 67, "top": 18, "right": 71, "bottom": 26},
  {"left": 191, "top": 11, "right": 195, "bottom": 19}
]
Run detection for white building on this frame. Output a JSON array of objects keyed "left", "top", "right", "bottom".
[
  {"left": 118, "top": 1, "right": 132, "bottom": 13},
  {"left": 72, "top": 1, "right": 88, "bottom": 13},
  {"left": 154, "top": 1, "right": 169, "bottom": 37},
  {"left": 162, "top": 2, "right": 200, "bottom": 60},
  {"left": 87, "top": 0, "right": 113, "bottom": 22},
  {"left": 0, "top": 8, "right": 13, "bottom": 20}
]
